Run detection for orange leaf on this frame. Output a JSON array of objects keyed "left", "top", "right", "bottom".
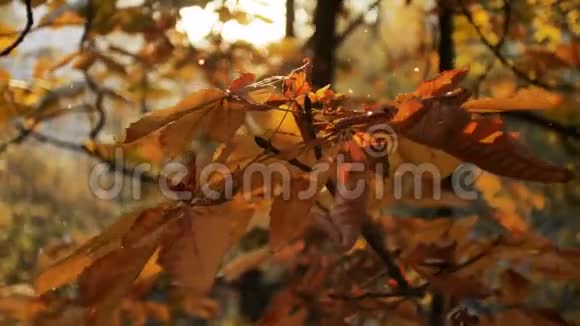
[
  {"left": 462, "top": 87, "right": 563, "bottom": 112},
  {"left": 124, "top": 89, "right": 227, "bottom": 143},
  {"left": 229, "top": 72, "right": 256, "bottom": 93},
  {"left": 415, "top": 68, "right": 469, "bottom": 97},
  {"left": 392, "top": 95, "right": 572, "bottom": 183},
  {"left": 35, "top": 207, "right": 167, "bottom": 295},
  {"left": 158, "top": 197, "right": 254, "bottom": 294},
  {"left": 269, "top": 176, "right": 319, "bottom": 250}
]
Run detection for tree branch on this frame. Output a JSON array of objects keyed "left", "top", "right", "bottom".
[
  {"left": 437, "top": 3, "right": 454, "bottom": 72},
  {"left": 285, "top": 0, "right": 295, "bottom": 38},
  {"left": 505, "top": 111, "right": 580, "bottom": 140},
  {"left": 335, "top": 0, "right": 381, "bottom": 46},
  {"left": 361, "top": 222, "right": 411, "bottom": 292},
  {"left": 458, "top": 0, "right": 577, "bottom": 92},
  {"left": 0, "top": 0, "right": 34, "bottom": 56}
]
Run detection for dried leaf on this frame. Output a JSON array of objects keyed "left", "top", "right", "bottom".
[
  {"left": 78, "top": 207, "right": 172, "bottom": 325},
  {"left": 415, "top": 68, "right": 469, "bottom": 97},
  {"left": 269, "top": 176, "right": 319, "bottom": 251},
  {"left": 80, "top": 246, "right": 158, "bottom": 325},
  {"left": 158, "top": 197, "right": 254, "bottom": 294},
  {"left": 124, "top": 89, "right": 227, "bottom": 143},
  {"left": 462, "top": 87, "right": 562, "bottom": 112},
  {"left": 392, "top": 95, "right": 572, "bottom": 183},
  {"left": 35, "top": 207, "right": 166, "bottom": 295},
  {"left": 328, "top": 142, "right": 369, "bottom": 249},
  {"left": 229, "top": 72, "right": 256, "bottom": 93}
]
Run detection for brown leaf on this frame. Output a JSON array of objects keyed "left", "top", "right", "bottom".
[
  {"left": 462, "top": 87, "right": 562, "bottom": 112},
  {"left": 78, "top": 207, "right": 172, "bottom": 325},
  {"left": 269, "top": 175, "right": 320, "bottom": 251},
  {"left": 159, "top": 109, "right": 206, "bottom": 158},
  {"left": 158, "top": 197, "right": 254, "bottom": 294},
  {"left": 79, "top": 246, "right": 159, "bottom": 325},
  {"left": 392, "top": 97, "right": 573, "bottom": 183},
  {"left": 158, "top": 97, "right": 245, "bottom": 157},
  {"left": 415, "top": 68, "right": 469, "bottom": 97},
  {"left": 327, "top": 142, "right": 369, "bottom": 249},
  {"left": 205, "top": 99, "right": 246, "bottom": 142},
  {"left": 124, "top": 89, "right": 227, "bottom": 143},
  {"left": 35, "top": 207, "right": 166, "bottom": 295}
]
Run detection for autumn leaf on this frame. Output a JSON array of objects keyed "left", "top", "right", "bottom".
[
  {"left": 391, "top": 93, "right": 573, "bottom": 183},
  {"left": 35, "top": 207, "right": 166, "bottom": 295},
  {"left": 123, "top": 89, "right": 227, "bottom": 143},
  {"left": 229, "top": 72, "right": 256, "bottom": 93},
  {"left": 415, "top": 68, "right": 469, "bottom": 97},
  {"left": 269, "top": 175, "right": 320, "bottom": 251},
  {"left": 462, "top": 87, "right": 563, "bottom": 112},
  {"left": 79, "top": 246, "right": 159, "bottom": 325},
  {"left": 78, "top": 206, "right": 173, "bottom": 324},
  {"left": 158, "top": 196, "right": 254, "bottom": 295},
  {"left": 327, "top": 142, "right": 369, "bottom": 250}
]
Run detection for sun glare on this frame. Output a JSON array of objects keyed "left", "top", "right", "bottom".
[{"left": 178, "top": 0, "right": 285, "bottom": 48}]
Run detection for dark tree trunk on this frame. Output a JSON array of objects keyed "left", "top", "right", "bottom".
[
  {"left": 286, "top": 0, "right": 295, "bottom": 38},
  {"left": 311, "top": 0, "right": 343, "bottom": 87},
  {"left": 437, "top": 6, "right": 454, "bottom": 72},
  {"left": 431, "top": 4, "right": 455, "bottom": 326}
]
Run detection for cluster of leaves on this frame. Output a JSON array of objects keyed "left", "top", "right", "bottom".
[
  {"left": 0, "top": 0, "right": 579, "bottom": 324},
  {"left": 0, "top": 60, "right": 569, "bottom": 324}
]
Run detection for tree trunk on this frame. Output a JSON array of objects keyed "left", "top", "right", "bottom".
[
  {"left": 438, "top": 6, "right": 454, "bottom": 72},
  {"left": 285, "top": 0, "right": 295, "bottom": 38},
  {"left": 311, "top": 0, "right": 343, "bottom": 87}
]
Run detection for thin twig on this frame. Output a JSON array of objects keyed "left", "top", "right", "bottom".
[
  {"left": 14, "top": 125, "right": 157, "bottom": 182},
  {"left": 89, "top": 93, "right": 106, "bottom": 139},
  {"left": 0, "top": 0, "right": 34, "bottom": 56},
  {"left": 253, "top": 136, "right": 313, "bottom": 172}
]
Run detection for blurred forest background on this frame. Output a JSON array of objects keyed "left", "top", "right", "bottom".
[{"left": 0, "top": 0, "right": 579, "bottom": 324}]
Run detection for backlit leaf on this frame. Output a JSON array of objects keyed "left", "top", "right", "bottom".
[
  {"left": 124, "top": 89, "right": 227, "bottom": 143},
  {"left": 158, "top": 196, "right": 254, "bottom": 294},
  {"left": 462, "top": 87, "right": 563, "bottom": 112}
]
